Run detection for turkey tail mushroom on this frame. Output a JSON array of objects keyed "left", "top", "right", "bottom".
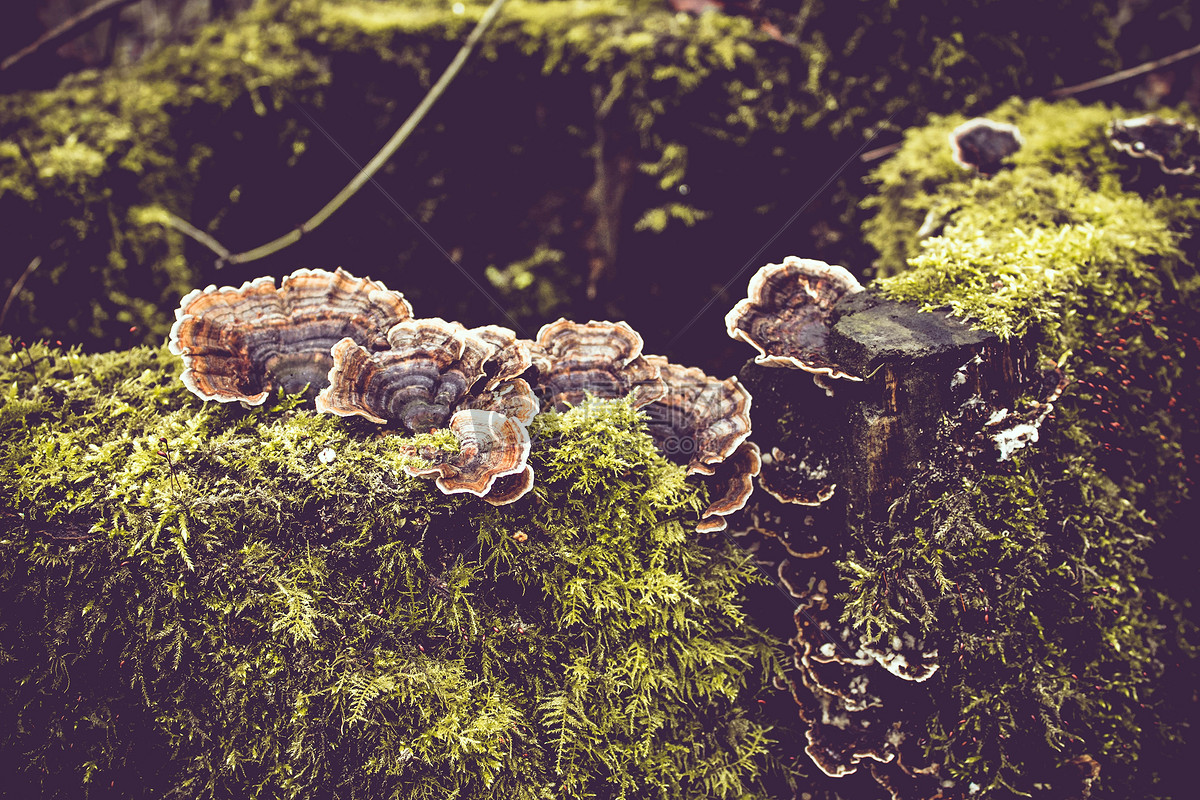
[
  {"left": 526, "top": 319, "right": 665, "bottom": 410},
  {"left": 169, "top": 268, "right": 412, "bottom": 405},
  {"left": 726, "top": 257, "right": 864, "bottom": 383},
  {"left": 949, "top": 117, "right": 1023, "bottom": 175}
]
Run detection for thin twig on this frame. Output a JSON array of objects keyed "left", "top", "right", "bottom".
[
  {"left": 860, "top": 141, "right": 902, "bottom": 164},
  {"left": 158, "top": 210, "right": 232, "bottom": 261},
  {"left": 1, "top": 0, "right": 142, "bottom": 72},
  {"left": 1050, "top": 41, "right": 1200, "bottom": 98},
  {"left": 0, "top": 256, "right": 42, "bottom": 331},
  {"left": 217, "top": 0, "right": 509, "bottom": 268}
]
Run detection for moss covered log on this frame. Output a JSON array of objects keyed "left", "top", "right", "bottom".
[{"left": 0, "top": 342, "right": 784, "bottom": 799}]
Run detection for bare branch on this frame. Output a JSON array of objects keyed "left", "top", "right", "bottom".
[
  {"left": 860, "top": 141, "right": 901, "bottom": 164},
  {"left": 158, "top": 210, "right": 232, "bottom": 261},
  {"left": 1051, "top": 41, "right": 1200, "bottom": 99},
  {"left": 220, "top": 0, "right": 510, "bottom": 268},
  {"left": 1, "top": 256, "right": 42, "bottom": 331},
  {"left": 1, "top": 0, "right": 142, "bottom": 72}
]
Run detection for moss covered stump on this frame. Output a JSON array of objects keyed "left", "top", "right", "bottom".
[{"left": 0, "top": 342, "right": 784, "bottom": 799}]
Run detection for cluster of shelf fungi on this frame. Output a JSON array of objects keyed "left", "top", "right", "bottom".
[{"left": 165, "top": 115, "right": 1189, "bottom": 799}]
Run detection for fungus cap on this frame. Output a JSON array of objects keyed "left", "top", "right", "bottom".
[
  {"left": 169, "top": 268, "right": 412, "bottom": 405},
  {"left": 403, "top": 409, "right": 531, "bottom": 496},
  {"left": 726, "top": 257, "right": 864, "bottom": 381},
  {"left": 530, "top": 318, "right": 665, "bottom": 409},
  {"left": 1109, "top": 116, "right": 1200, "bottom": 176},
  {"left": 316, "top": 319, "right": 494, "bottom": 433},
  {"left": 759, "top": 445, "right": 836, "bottom": 506},
  {"left": 469, "top": 324, "right": 535, "bottom": 390},
  {"left": 695, "top": 441, "right": 761, "bottom": 533},
  {"left": 642, "top": 356, "right": 753, "bottom": 476},
  {"left": 457, "top": 376, "right": 540, "bottom": 427},
  {"left": 481, "top": 466, "right": 535, "bottom": 506},
  {"left": 949, "top": 117, "right": 1023, "bottom": 175}
]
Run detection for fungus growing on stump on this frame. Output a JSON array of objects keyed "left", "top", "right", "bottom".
[
  {"left": 402, "top": 409, "right": 532, "bottom": 498},
  {"left": 640, "top": 355, "right": 756, "bottom": 532},
  {"left": 759, "top": 443, "right": 836, "bottom": 507},
  {"left": 642, "top": 356, "right": 753, "bottom": 475},
  {"left": 527, "top": 319, "right": 665, "bottom": 410},
  {"left": 695, "top": 441, "right": 761, "bottom": 533},
  {"left": 949, "top": 117, "right": 1023, "bottom": 175},
  {"left": 169, "top": 268, "right": 412, "bottom": 405},
  {"left": 783, "top": 555, "right": 944, "bottom": 798},
  {"left": 725, "top": 257, "right": 864, "bottom": 384},
  {"left": 316, "top": 319, "right": 538, "bottom": 504},
  {"left": 1108, "top": 116, "right": 1200, "bottom": 176}
]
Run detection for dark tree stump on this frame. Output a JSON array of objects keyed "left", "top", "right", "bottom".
[{"left": 741, "top": 290, "right": 1037, "bottom": 539}]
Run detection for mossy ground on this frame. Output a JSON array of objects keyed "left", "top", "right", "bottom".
[
  {"left": 837, "top": 99, "right": 1200, "bottom": 798},
  {"left": 0, "top": 341, "right": 785, "bottom": 799}
]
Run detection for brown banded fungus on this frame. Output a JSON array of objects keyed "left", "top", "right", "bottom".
[
  {"left": 642, "top": 356, "right": 753, "bottom": 475},
  {"left": 481, "top": 466, "right": 535, "bottom": 507},
  {"left": 316, "top": 320, "right": 538, "bottom": 502},
  {"left": 402, "top": 409, "right": 531, "bottom": 497},
  {"left": 784, "top": 557, "right": 943, "bottom": 794},
  {"left": 469, "top": 325, "right": 535, "bottom": 390},
  {"left": 759, "top": 443, "right": 836, "bottom": 507},
  {"left": 169, "top": 268, "right": 412, "bottom": 405},
  {"left": 949, "top": 117, "right": 1023, "bottom": 175},
  {"left": 316, "top": 318, "right": 495, "bottom": 432},
  {"left": 725, "top": 257, "right": 864, "bottom": 382},
  {"left": 695, "top": 441, "right": 761, "bottom": 533},
  {"left": 527, "top": 319, "right": 665, "bottom": 410},
  {"left": 1109, "top": 116, "right": 1200, "bottom": 176},
  {"left": 726, "top": 493, "right": 831, "bottom": 562}
]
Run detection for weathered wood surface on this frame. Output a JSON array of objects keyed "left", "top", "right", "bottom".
[{"left": 741, "top": 290, "right": 1036, "bottom": 538}]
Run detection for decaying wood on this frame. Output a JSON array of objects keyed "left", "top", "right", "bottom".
[{"left": 742, "top": 290, "right": 1034, "bottom": 538}]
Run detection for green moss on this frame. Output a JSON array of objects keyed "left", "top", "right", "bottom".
[
  {"left": 0, "top": 342, "right": 783, "bottom": 799},
  {"left": 865, "top": 100, "right": 1200, "bottom": 344},
  {"left": 846, "top": 99, "right": 1200, "bottom": 798}
]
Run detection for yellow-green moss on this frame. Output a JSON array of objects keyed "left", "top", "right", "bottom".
[
  {"left": 0, "top": 341, "right": 784, "bottom": 799},
  {"left": 847, "top": 98, "right": 1200, "bottom": 798}
]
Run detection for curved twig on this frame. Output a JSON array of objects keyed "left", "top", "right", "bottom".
[
  {"left": 218, "top": 0, "right": 509, "bottom": 268},
  {"left": 0, "top": 256, "right": 42, "bottom": 331},
  {"left": 158, "top": 210, "right": 231, "bottom": 261}
]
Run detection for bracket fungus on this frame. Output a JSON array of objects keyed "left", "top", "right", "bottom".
[
  {"left": 726, "top": 257, "right": 864, "bottom": 382},
  {"left": 783, "top": 560, "right": 943, "bottom": 796},
  {"left": 169, "top": 268, "right": 412, "bottom": 405},
  {"left": 949, "top": 117, "right": 1023, "bottom": 175},
  {"left": 316, "top": 320, "right": 539, "bottom": 503},
  {"left": 527, "top": 319, "right": 665, "bottom": 410},
  {"left": 642, "top": 356, "right": 753, "bottom": 475},
  {"left": 1108, "top": 116, "right": 1200, "bottom": 176},
  {"left": 401, "top": 409, "right": 531, "bottom": 497},
  {"left": 727, "top": 494, "right": 831, "bottom": 562},
  {"left": 695, "top": 441, "right": 761, "bottom": 534},
  {"left": 759, "top": 443, "right": 836, "bottom": 506},
  {"left": 469, "top": 324, "right": 535, "bottom": 391},
  {"left": 317, "top": 319, "right": 498, "bottom": 432},
  {"left": 639, "top": 356, "right": 756, "bottom": 532}
]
